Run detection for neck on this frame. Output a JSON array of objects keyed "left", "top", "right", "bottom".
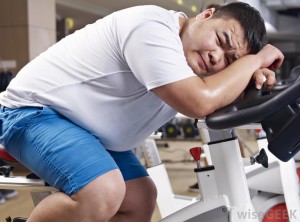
[
  {"left": 179, "top": 17, "right": 187, "bottom": 36},
  {"left": 179, "top": 17, "right": 195, "bottom": 37}
]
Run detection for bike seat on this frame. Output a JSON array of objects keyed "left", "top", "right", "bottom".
[{"left": 0, "top": 147, "right": 17, "bottom": 162}]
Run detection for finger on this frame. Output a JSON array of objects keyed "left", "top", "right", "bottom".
[
  {"left": 270, "top": 59, "right": 283, "bottom": 71},
  {"left": 270, "top": 51, "right": 284, "bottom": 70},
  {"left": 261, "top": 68, "right": 276, "bottom": 89},
  {"left": 253, "top": 70, "right": 267, "bottom": 89}
]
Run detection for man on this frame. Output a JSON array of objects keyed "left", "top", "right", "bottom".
[{"left": 0, "top": 2, "right": 283, "bottom": 222}]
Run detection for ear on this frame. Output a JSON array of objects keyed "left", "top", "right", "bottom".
[{"left": 196, "top": 8, "right": 216, "bottom": 21}]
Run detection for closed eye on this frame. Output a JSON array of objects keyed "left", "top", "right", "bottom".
[
  {"left": 216, "top": 34, "right": 221, "bottom": 47},
  {"left": 226, "top": 54, "right": 238, "bottom": 65},
  {"left": 223, "top": 32, "right": 233, "bottom": 49},
  {"left": 225, "top": 56, "right": 230, "bottom": 65}
]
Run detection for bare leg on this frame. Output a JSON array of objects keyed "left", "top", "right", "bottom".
[
  {"left": 110, "top": 176, "right": 157, "bottom": 222},
  {"left": 27, "top": 169, "right": 126, "bottom": 222}
]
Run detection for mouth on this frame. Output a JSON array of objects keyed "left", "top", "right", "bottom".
[{"left": 197, "top": 53, "right": 208, "bottom": 73}]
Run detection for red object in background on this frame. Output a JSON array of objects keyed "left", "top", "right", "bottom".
[
  {"left": 255, "top": 129, "right": 262, "bottom": 133},
  {"left": 189, "top": 147, "right": 202, "bottom": 161},
  {"left": 0, "top": 147, "right": 17, "bottom": 162}
]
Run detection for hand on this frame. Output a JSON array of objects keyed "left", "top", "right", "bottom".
[
  {"left": 256, "top": 44, "right": 284, "bottom": 70},
  {"left": 252, "top": 68, "right": 276, "bottom": 89}
]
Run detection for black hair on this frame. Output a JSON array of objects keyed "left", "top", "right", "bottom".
[{"left": 212, "top": 2, "right": 267, "bottom": 54}]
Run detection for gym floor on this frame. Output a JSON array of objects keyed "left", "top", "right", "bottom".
[{"left": 0, "top": 131, "right": 257, "bottom": 221}]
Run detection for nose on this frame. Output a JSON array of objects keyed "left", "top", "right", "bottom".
[{"left": 209, "top": 48, "right": 224, "bottom": 67}]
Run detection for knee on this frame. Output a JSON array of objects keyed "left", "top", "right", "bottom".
[
  {"left": 143, "top": 178, "right": 157, "bottom": 209},
  {"left": 74, "top": 170, "right": 126, "bottom": 221},
  {"left": 123, "top": 177, "right": 157, "bottom": 217},
  {"left": 133, "top": 178, "right": 157, "bottom": 220},
  {"left": 97, "top": 178, "right": 127, "bottom": 219}
]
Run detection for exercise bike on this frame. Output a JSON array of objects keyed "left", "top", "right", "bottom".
[{"left": 142, "top": 66, "right": 300, "bottom": 221}]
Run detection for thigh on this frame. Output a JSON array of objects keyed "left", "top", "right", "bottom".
[{"left": 0, "top": 107, "right": 119, "bottom": 195}]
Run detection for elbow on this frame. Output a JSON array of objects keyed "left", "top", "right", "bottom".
[
  {"left": 192, "top": 102, "right": 217, "bottom": 119},
  {"left": 192, "top": 90, "right": 220, "bottom": 118}
]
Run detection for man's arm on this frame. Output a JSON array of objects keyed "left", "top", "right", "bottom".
[{"left": 152, "top": 44, "right": 284, "bottom": 118}]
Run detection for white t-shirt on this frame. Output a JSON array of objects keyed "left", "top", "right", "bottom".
[{"left": 0, "top": 5, "right": 195, "bottom": 151}]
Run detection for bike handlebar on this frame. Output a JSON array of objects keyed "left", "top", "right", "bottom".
[{"left": 205, "top": 66, "right": 300, "bottom": 130}]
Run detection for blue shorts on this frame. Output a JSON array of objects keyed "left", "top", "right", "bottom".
[{"left": 0, "top": 106, "right": 148, "bottom": 195}]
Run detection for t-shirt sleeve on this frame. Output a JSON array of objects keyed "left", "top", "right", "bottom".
[{"left": 122, "top": 20, "right": 196, "bottom": 90}]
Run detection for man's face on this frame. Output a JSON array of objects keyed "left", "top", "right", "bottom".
[{"left": 181, "top": 10, "right": 250, "bottom": 77}]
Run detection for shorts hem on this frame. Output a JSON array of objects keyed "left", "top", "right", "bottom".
[{"left": 66, "top": 156, "right": 119, "bottom": 195}]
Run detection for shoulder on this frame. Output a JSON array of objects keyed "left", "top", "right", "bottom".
[
  {"left": 119, "top": 5, "right": 170, "bottom": 16},
  {"left": 113, "top": 5, "right": 180, "bottom": 25}
]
